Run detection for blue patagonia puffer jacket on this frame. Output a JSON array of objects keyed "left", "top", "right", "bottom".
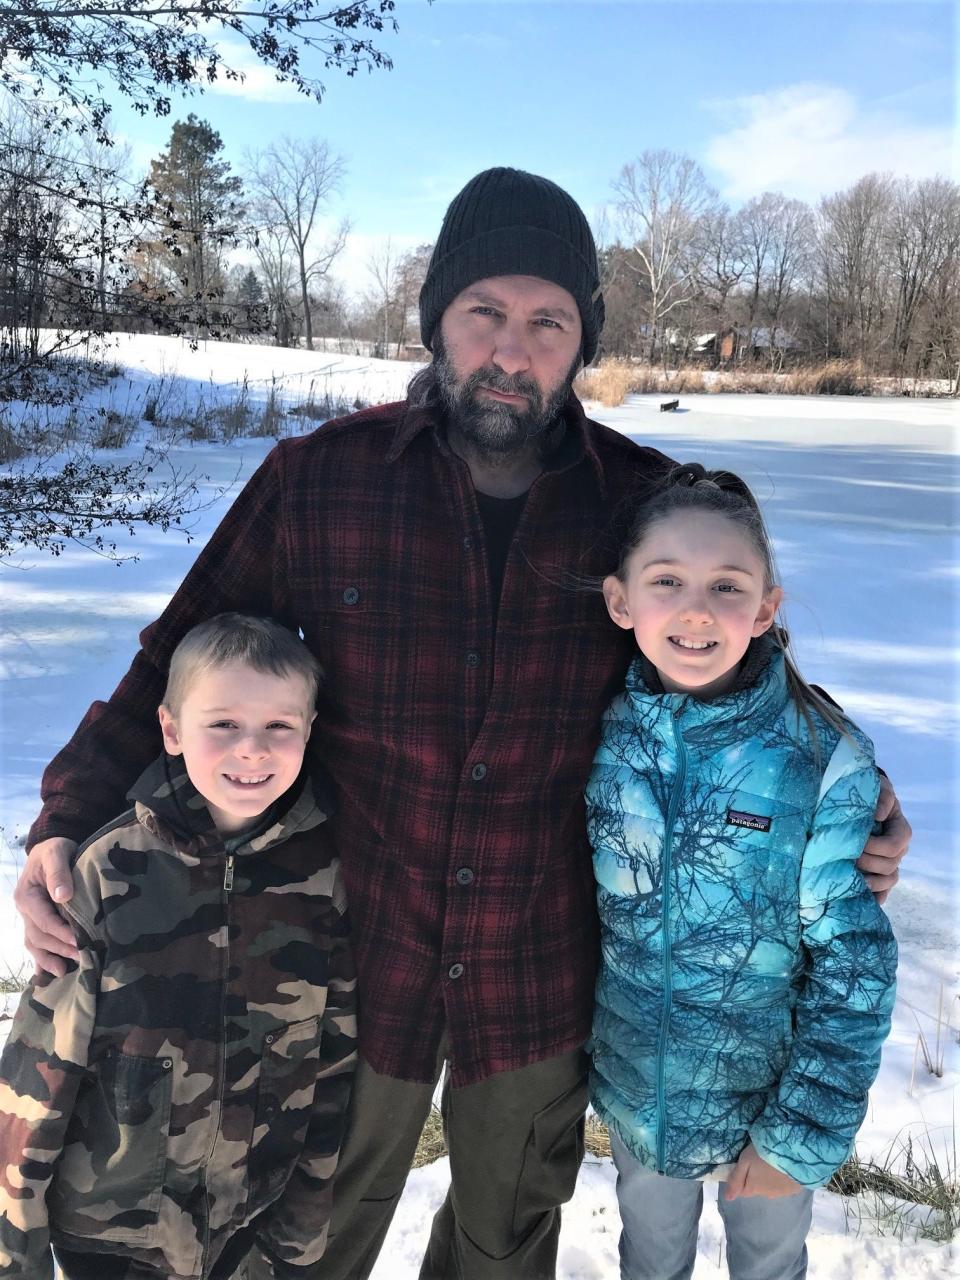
[{"left": 586, "top": 641, "right": 897, "bottom": 1189}]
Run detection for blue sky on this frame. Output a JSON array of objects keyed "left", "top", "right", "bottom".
[{"left": 103, "top": 0, "right": 954, "bottom": 294}]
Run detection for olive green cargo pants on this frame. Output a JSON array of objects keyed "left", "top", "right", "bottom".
[{"left": 314, "top": 1043, "right": 589, "bottom": 1280}]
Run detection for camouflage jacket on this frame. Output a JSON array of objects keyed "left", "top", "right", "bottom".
[{"left": 0, "top": 755, "right": 357, "bottom": 1280}]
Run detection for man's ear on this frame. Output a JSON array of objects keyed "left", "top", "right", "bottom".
[
  {"left": 157, "top": 704, "right": 184, "bottom": 756},
  {"left": 602, "top": 574, "right": 634, "bottom": 631},
  {"left": 752, "top": 585, "right": 784, "bottom": 637}
]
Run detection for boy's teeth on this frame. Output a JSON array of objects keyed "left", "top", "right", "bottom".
[
  {"left": 672, "top": 637, "right": 716, "bottom": 650},
  {"left": 228, "top": 774, "right": 269, "bottom": 784}
]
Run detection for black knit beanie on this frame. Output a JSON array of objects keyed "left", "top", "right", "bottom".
[{"left": 418, "top": 167, "right": 605, "bottom": 365}]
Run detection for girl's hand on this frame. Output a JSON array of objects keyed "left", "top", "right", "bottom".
[{"left": 723, "top": 1142, "right": 805, "bottom": 1200}]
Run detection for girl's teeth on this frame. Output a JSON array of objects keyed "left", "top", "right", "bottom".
[{"left": 672, "top": 638, "right": 716, "bottom": 650}]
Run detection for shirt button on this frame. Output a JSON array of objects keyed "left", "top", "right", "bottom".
[
  {"left": 471, "top": 762, "right": 487, "bottom": 781},
  {"left": 342, "top": 586, "right": 360, "bottom": 605},
  {"left": 462, "top": 536, "right": 474, "bottom": 551},
  {"left": 455, "top": 867, "right": 474, "bottom": 886},
  {"left": 465, "top": 650, "right": 480, "bottom": 668},
  {"left": 448, "top": 963, "right": 465, "bottom": 980}
]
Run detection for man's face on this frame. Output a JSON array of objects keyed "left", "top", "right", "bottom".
[{"left": 435, "top": 275, "right": 583, "bottom": 457}]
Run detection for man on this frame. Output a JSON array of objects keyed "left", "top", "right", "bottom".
[{"left": 15, "top": 168, "right": 909, "bottom": 1280}]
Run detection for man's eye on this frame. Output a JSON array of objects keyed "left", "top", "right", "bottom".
[
  {"left": 471, "top": 306, "right": 498, "bottom": 317},
  {"left": 535, "top": 317, "right": 561, "bottom": 329},
  {"left": 715, "top": 584, "right": 740, "bottom": 593}
]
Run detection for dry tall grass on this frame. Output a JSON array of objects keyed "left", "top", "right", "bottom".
[{"left": 575, "top": 359, "right": 882, "bottom": 407}]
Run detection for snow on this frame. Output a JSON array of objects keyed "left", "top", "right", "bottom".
[{"left": 1, "top": 335, "right": 956, "bottom": 1275}]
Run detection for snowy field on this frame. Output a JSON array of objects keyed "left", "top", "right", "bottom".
[{"left": 0, "top": 335, "right": 957, "bottom": 1276}]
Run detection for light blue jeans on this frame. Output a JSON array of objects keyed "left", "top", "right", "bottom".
[{"left": 610, "top": 1131, "right": 814, "bottom": 1280}]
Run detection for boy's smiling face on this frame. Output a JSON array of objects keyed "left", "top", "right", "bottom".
[{"left": 158, "top": 662, "right": 316, "bottom": 835}]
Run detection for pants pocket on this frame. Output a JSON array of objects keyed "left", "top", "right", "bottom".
[{"left": 512, "top": 1073, "right": 588, "bottom": 1237}]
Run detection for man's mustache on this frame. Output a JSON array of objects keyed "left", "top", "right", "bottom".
[{"left": 462, "top": 367, "right": 543, "bottom": 405}]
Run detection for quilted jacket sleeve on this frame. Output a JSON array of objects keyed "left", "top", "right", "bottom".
[
  {"left": 28, "top": 446, "right": 291, "bottom": 851},
  {"left": 749, "top": 733, "right": 898, "bottom": 1187},
  {"left": 255, "top": 867, "right": 358, "bottom": 1274},
  {"left": 0, "top": 930, "right": 100, "bottom": 1279}
]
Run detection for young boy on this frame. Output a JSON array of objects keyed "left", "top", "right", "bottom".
[{"left": 0, "top": 614, "right": 356, "bottom": 1280}]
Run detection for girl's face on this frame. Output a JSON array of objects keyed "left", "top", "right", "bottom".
[{"left": 602, "top": 509, "right": 783, "bottom": 700}]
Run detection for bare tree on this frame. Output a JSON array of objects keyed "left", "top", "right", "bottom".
[
  {"left": 817, "top": 174, "right": 894, "bottom": 364},
  {"left": 75, "top": 135, "right": 136, "bottom": 332},
  {"left": 696, "top": 205, "right": 747, "bottom": 359},
  {"left": 366, "top": 237, "right": 396, "bottom": 357},
  {"left": 762, "top": 197, "right": 814, "bottom": 368},
  {"left": 247, "top": 137, "right": 348, "bottom": 350},
  {"left": 390, "top": 242, "right": 433, "bottom": 355},
  {"left": 252, "top": 221, "right": 301, "bottom": 348},
  {"left": 889, "top": 176, "right": 960, "bottom": 374},
  {"left": 612, "top": 150, "right": 717, "bottom": 363}
]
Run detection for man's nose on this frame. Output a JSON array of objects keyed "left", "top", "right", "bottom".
[{"left": 491, "top": 322, "right": 532, "bottom": 377}]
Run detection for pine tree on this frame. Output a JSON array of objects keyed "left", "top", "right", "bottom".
[
  {"left": 146, "top": 115, "right": 244, "bottom": 306},
  {"left": 238, "top": 268, "right": 265, "bottom": 307}
]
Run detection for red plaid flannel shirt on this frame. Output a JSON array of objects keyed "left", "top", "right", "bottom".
[{"left": 30, "top": 396, "right": 671, "bottom": 1085}]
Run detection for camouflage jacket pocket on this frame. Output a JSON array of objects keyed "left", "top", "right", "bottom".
[
  {"left": 246, "top": 1016, "right": 324, "bottom": 1216},
  {"left": 50, "top": 1050, "right": 173, "bottom": 1244}
]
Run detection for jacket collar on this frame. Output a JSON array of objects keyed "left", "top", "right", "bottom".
[
  {"left": 623, "top": 634, "right": 789, "bottom": 745},
  {"left": 127, "top": 752, "right": 334, "bottom": 857},
  {"left": 385, "top": 389, "right": 608, "bottom": 498}
]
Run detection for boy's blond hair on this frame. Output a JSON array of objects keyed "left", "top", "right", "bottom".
[{"left": 161, "top": 614, "right": 322, "bottom": 715}]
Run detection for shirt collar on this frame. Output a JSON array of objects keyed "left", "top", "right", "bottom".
[{"left": 385, "top": 389, "right": 607, "bottom": 498}]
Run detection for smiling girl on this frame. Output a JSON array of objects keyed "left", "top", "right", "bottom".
[{"left": 586, "top": 465, "right": 897, "bottom": 1280}]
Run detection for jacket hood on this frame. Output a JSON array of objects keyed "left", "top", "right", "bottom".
[
  {"left": 127, "top": 752, "right": 335, "bottom": 856},
  {"left": 623, "top": 633, "right": 789, "bottom": 753}
]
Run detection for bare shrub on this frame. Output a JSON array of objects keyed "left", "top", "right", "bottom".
[
  {"left": 92, "top": 408, "right": 138, "bottom": 449},
  {"left": 783, "top": 361, "right": 871, "bottom": 396},
  {"left": 575, "top": 360, "right": 638, "bottom": 407}
]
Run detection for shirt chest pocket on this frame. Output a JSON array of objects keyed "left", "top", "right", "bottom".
[
  {"left": 246, "top": 1016, "right": 324, "bottom": 1214},
  {"left": 51, "top": 1050, "right": 173, "bottom": 1245}
]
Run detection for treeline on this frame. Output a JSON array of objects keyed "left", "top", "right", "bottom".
[
  {"left": 0, "top": 104, "right": 436, "bottom": 376},
  {"left": 1, "top": 111, "right": 957, "bottom": 384},
  {"left": 598, "top": 151, "right": 959, "bottom": 382}
]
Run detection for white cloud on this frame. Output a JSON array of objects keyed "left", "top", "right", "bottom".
[
  {"left": 704, "top": 83, "right": 954, "bottom": 202},
  {"left": 199, "top": 41, "right": 302, "bottom": 104}
]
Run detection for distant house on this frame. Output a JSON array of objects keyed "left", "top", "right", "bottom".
[{"left": 682, "top": 326, "right": 798, "bottom": 364}]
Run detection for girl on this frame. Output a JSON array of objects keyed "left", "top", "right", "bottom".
[{"left": 586, "top": 464, "right": 897, "bottom": 1280}]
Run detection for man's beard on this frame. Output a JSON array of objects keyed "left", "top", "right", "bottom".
[{"left": 432, "top": 335, "right": 581, "bottom": 462}]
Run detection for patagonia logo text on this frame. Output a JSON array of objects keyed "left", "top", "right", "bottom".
[{"left": 727, "top": 809, "right": 772, "bottom": 833}]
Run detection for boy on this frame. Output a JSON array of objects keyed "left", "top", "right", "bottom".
[{"left": 0, "top": 614, "right": 356, "bottom": 1280}]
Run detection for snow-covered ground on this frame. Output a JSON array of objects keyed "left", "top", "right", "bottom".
[{"left": 1, "top": 335, "right": 956, "bottom": 1276}]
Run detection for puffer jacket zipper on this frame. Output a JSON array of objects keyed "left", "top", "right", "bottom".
[{"left": 655, "top": 702, "right": 687, "bottom": 1173}]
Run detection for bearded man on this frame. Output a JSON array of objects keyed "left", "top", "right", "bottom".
[{"left": 15, "top": 168, "right": 909, "bottom": 1280}]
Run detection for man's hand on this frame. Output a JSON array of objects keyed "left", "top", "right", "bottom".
[
  {"left": 857, "top": 773, "right": 911, "bottom": 905},
  {"left": 14, "top": 838, "right": 80, "bottom": 976},
  {"left": 724, "top": 1142, "right": 804, "bottom": 1200}
]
